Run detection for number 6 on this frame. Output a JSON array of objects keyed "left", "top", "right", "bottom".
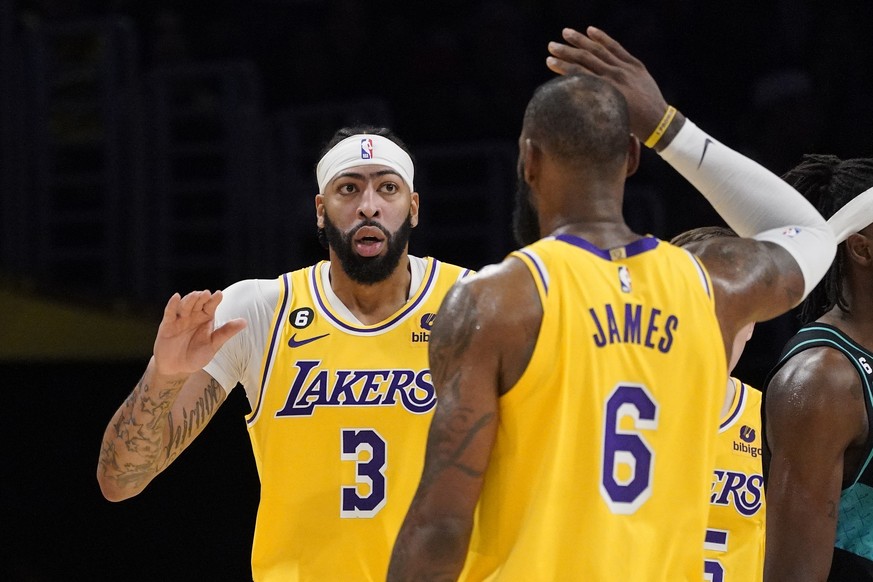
[{"left": 600, "top": 384, "right": 659, "bottom": 514}]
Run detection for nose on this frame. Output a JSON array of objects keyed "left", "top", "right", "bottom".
[{"left": 357, "top": 183, "right": 381, "bottom": 219}]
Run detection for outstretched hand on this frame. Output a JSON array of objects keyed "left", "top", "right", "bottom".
[
  {"left": 153, "top": 290, "right": 246, "bottom": 377},
  {"left": 546, "top": 26, "right": 670, "bottom": 141}
]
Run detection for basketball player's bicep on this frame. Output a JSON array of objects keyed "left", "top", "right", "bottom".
[
  {"left": 764, "top": 358, "right": 856, "bottom": 578},
  {"left": 425, "top": 281, "right": 500, "bottom": 486}
]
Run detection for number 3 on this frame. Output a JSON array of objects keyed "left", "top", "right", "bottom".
[
  {"left": 600, "top": 384, "right": 659, "bottom": 514},
  {"left": 340, "top": 428, "right": 387, "bottom": 518}
]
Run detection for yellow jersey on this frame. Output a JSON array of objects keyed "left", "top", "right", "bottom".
[
  {"left": 247, "top": 258, "right": 468, "bottom": 581},
  {"left": 461, "top": 235, "right": 726, "bottom": 581},
  {"left": 705, "top": 379, "right": 765, "bottom": 582}
]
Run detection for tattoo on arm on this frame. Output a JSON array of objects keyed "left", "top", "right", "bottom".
[
  {"left": 164, "top": 378, "right": 224, "bottom": 464},
  {"left": 424, "top": 285, "right": 495, "bottom": 485},
  {"left": 429, "top": 285, "right": 478, "bottom": 400},
  {"left": 98, "top": 376, "right": 223, "bottom": 490}
]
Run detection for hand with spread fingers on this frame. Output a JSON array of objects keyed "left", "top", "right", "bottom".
[
  {"left": 546, "top": 26, "right": 677, "bottom": 144},
  {"left": 153, "top": 290, "right": 246, "bottom": 378}
]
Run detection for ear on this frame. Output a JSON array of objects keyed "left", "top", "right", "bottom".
[
  {"left": 522, "top": 138, "right": 541, "bottom": 184},
  {"left": 625, "top": 134, "right": 641, "bottom": 178},
  {"left": 315, "top": 193, "right": 325, "bottom": 228},
  {"left": 845, "top": 232, "right": 873, "bottom": 267},
  {"left": 410, "top": 191, "right": 420, "bottom": 228}
]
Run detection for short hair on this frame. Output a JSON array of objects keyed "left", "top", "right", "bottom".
[
  {"left": 670, "top": 225, "right": 738, "bottom": 247},
  {"left": 781, "top": 154, "right": 873, "bottom": 322},
  {"left": 522, "top": 74, "right": 630, "bottom": 172}
]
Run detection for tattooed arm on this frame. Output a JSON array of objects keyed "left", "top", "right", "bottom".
[
  {"left": 97, "top": 290, "right": 246, "bottom": 502},
  {"left": 763, "top": 347, "right": 868, "bottom": 581},
  {"left": 387, "top": 258, "right": 541, "bottom": 581}
]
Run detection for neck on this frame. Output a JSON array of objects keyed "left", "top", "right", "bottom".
[
  {"left": 721, "top": 377, "right": 736, "bottom": 419},
  {"left": 549, "top": 218, "right": 640, "bottom": 249},
  {"left": 327, "top": 255, "right": 412, "bottom": 325}
]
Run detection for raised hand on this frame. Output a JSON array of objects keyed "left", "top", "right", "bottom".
[
  {"left": 546, "top": 26, "right": 670, "bottom": 141},
  {"left": 153, "top": 290, "right": 246, "bottom": 377}
]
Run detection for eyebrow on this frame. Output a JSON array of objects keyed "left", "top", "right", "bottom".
[{"left": 333, "top": 169, "right": 403, "bottom": 182}]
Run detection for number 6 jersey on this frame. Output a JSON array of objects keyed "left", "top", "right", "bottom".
[
  {"left": 460, "top": 235, "right": 726, "bottom": 581},
  {"left": 205, "top": 256, "right": 470, "bottom": 581}
]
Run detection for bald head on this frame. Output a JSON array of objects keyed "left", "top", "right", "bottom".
[{"left": 522, "top": 74, "right": 631, "bottom": 174}]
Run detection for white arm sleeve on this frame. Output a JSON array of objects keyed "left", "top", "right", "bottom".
[
  {"left": 658, "top": 120, "right": 836, "bottom": 299},
  {"left": 827, "top": 186, "right": 873, "bottom": 243}
]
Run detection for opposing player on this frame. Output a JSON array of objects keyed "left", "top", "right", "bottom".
[
  {"left": 763, "top": 155, "right": 873, "bottom": 581},
  {"left": 672, "top": 226, "right": 765, "bottom": 582},
  {"left": 96, "top": 126, "right": 471, "bottom": 581},
  {"left": 387, "top": 28, "right": 837, "bottom": 580}
]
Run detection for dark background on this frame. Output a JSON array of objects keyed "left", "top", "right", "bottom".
[{"left": 2, "top": 0, "right": 873, "bottom": 579}]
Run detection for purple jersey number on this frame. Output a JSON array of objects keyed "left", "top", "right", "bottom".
[
  {"left": 340, "top": 428, "right": 387, "bottom": 518},
  {"left": 600, "top": 384, "right": 659, "bottom": 514},
  {"left": 704, "top": 528, "right": 728, "bottom": 582}
]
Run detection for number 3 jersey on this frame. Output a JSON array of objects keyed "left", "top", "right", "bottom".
[
  {"left": 460, "top": 235, "right": 726, "bottom": 582},
  {"left": 205, "top": 257, "right": 470, "bottom": 582},
  {"left": 705, "top": 379, "right": 765, "bottom": 582}
]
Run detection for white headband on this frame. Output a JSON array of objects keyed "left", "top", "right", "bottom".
[{"left": 316, "top": 134, "right": 415, "bottom": 193}]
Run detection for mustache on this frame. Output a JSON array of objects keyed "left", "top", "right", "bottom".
[{"left": 349, "top": 219, "right": 391, "bottom": 239}]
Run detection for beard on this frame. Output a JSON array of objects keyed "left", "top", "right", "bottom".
[
  {"left": 512, "top": 170, "right": 541, "bottom": 247},
  {"left": 321, "top": 212, "right": 413, "bottom": 285}
]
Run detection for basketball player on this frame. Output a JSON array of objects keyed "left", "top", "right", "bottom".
[
  {"left": 672, "top": 226, "right": 765, "bottom": 582},
  {"left": 387, "top": 28, "right": 841, "bottom": 581},
  {"left": 96, "top": 126, "right": 472, "bottom": 581},
  {"left": 763, "top": 156, "right": 873, "bottom": 581}
]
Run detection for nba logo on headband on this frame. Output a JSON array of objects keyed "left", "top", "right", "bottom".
[{"left": 316, "top": 134, "right": 414, "bottom": 192}]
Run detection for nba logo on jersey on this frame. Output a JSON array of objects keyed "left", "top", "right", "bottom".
[
  {"left": 618, "top": 265, "right": 632, "bottom": 293},
  {"left": 360, "top": 138, "right": 374, "bottom": 159}
]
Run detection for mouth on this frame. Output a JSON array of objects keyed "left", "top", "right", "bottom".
[{"left": 353, "top": 225, "right": 387, "bottom": 257}]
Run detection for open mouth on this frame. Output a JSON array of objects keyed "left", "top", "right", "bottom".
[{"left": 353, "top": 225, "right": 387, "bottom": 257}]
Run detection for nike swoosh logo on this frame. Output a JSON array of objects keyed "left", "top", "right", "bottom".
[
  {"left": 288, "top": 332, "right": 329, "bottom": 348},
  {"left": 697, "top": 138, "right": 713, "bottom": 169}
]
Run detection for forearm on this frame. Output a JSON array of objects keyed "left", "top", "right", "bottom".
[
  {"left": 388, "top": 517, "right": 471, "bottom": 582},
  {"left": 658, "top": 118, "right": 836, "bottom": 298},
  {"left": 96, "top": 357, "right": 190, "bottom": 501},
  {"left": 658, "top": 119, "right": 828, "bottom": 237},
  {"left": 764, "top": 493, "right": 838, "bottom": 582}
]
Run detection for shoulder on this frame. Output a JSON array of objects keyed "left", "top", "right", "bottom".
[
  {"left": 223, "top": 276, "right": 282, "bottom": 300},
  {"left": 217, "top": 277, "right": 283, "bottom": 318},
  {"left": 421, "top": 256, "right": 475, "bottom": 279},
  {"left": 437, "top": 257, "right": 542, "bottom": 352},
  {"left": 446, "top": 256, "right": 539, "bottom": 320},
  {"left": 766, "top": 345, "right": 864, "bottom": 419},
  {"left": 431, "top": 257, "right": 541, "bottom": 394}
]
